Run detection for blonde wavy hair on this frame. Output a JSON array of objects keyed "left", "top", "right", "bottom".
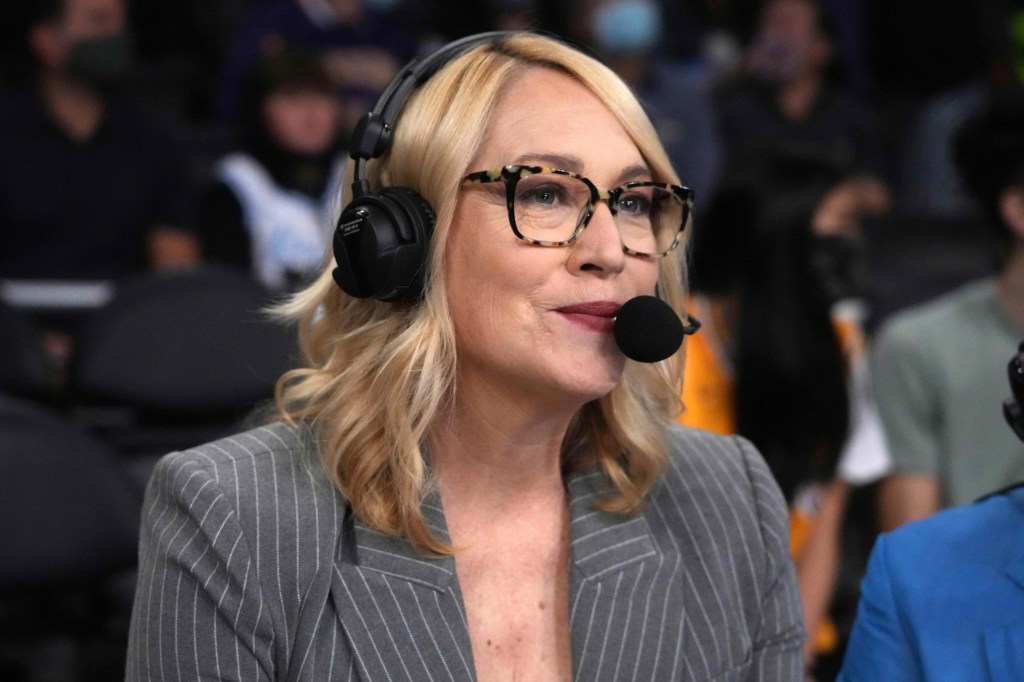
[{"left": 275, "top": 32, "right": 690, "bottom": 555}]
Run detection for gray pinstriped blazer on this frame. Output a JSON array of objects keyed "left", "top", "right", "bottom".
[{"left": 126, "top": 422, "right": 805, "bottom": 681}]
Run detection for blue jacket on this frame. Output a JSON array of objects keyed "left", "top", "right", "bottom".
[{"left": 839, "top": 486, "right": 1024, "bottom": 681}]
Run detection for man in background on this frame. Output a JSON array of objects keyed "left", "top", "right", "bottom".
[
  {"left": 838, "top": 342, "right": 1024, "bottom": 679},
  {"left": 873, "top": 89, "right": 1024, "bottom": 530},
  {"left": 0, "top": 0, "right": 199, "bottom": 282}
]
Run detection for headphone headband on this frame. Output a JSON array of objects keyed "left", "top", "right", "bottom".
[
  {"left": 333, "top": 31, "right": 516, "bottom": 301},
  {"left": 349, "top": 32, "right": 514, "bottom": 196}
]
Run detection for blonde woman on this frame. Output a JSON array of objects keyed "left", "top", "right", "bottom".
[{"left": 127, "top": 32, "right": 804, "bottom": 681}]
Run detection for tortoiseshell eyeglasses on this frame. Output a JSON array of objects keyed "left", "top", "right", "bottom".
[{"left": 462, "top": 164, "right": 693, "bottom": 257}]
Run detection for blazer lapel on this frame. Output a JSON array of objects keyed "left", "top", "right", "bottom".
[
  {"left": 331, "top": 489, "right": 477, "bottom": 682},
  {"left": 566, "top": 465, "right": 685, "bottom": 680},
  {"left": 330, "top": 463, "right": 684, "bottom": 681}
]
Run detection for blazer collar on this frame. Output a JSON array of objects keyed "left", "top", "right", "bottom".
[
  {"left": 565, "top": 466, "right": 661, "bottom": 582},
  {"left": 345, "top": 461, "right": 662, "bottom": 589},
  {"left": 349, "top": 485, "right": 457, "bottom": 592},
  {"left": 332, "top": 488, "right": 474, "bottom": 682},
  {"left": 331, "top": 458, "right": 667, "bottom": 682}
]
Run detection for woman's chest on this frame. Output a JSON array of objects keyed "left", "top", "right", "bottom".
[{"left": 455, "top": 546, "right": 573, "bottom": 681}]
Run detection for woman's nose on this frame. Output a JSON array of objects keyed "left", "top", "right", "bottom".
[{"left": 566, "top": 202, "right": 626, "bottom": 275}]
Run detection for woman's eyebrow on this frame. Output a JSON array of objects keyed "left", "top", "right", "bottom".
[
  {"left": 507, "top": 155, "right": 652, "bottom": 184},
  {"left": 510, "top": 152, "right": 584, "bottom": 171},
  {"left": 616, "top": 164, "right": 653, "bottom": 184}
]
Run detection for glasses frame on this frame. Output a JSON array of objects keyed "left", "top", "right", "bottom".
[{"left": 462, "top": 165, "right": 694, "bottom": 257}]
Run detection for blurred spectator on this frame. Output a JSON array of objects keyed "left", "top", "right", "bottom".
[
  {"left": 214, "top": 0, "right": 416, "bottom": 134},
  {"left": 0, "top": 0, "right": 200, "bottom": 281},
  {"left": 715, "top": 0, "right": 889, "bottom": 215},
  {"left": 198, "top": 48, "right": 345, "bottom": 292},
  {"left": 576, "top": 0, "right": 724, "bottom": 201},
  {"left": 680, "top": 149, "right": 891, "bottom": 673},
  {"left": 873, "top": 88, "right": 1024, "bottom": 531}
]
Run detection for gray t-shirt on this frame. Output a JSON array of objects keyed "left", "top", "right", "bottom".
[{"left": 872, "top": 278, "right": 1024, "bottom": 507}]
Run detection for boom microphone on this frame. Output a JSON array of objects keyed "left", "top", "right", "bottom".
[{"left": 613, "top": 295, "right": 700, "bottom": 363}]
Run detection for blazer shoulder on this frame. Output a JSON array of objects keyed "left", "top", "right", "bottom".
[
  {"left": 150, "top": 420, "right": 343, "bottom": 550},
  {"left": 179, "top": 420, "right": 307, "bottom": 461},
  {"left": 648, "top": 426, "right": 803, "bottom": 658},
  {"left": 156, "top": 421, "right": 321, "bottom": 484},
  {"left": 658, "top": 424, "right": 788, "bottom": 533},
  {"left": 137, "top": 421, "right": 347, "bottom": 675},
  {"left": 663, "top": 424, "right": 770, "bottom": 492}
]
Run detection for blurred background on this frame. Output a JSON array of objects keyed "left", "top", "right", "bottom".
[{"left": 1, "top": 0, "right": 1022, "bottom": 679}]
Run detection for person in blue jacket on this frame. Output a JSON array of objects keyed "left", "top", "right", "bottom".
[{"left": 838, "top": 341, "right": 1024, "bottom": 681}]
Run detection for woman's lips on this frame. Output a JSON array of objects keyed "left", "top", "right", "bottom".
[{"left": 554, "top": 302, "right": 621, "bottom": 333}]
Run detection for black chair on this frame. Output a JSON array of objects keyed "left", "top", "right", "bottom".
[
  {"left": 0, "top": 399, "right": 143, "bottom": 680},
  {"left": 69, "top": 267, "right": 297, "bottom": 457}
]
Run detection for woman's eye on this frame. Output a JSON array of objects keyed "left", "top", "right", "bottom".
[
  {"left": 520, "top": 185, "right": 565, "bottom": 206},
  {"left": 618, "top": 193, "right": 652, "bottom": 215}
]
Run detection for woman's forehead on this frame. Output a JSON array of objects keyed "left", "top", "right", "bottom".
[{"left": 474, "top": 69, "right": 645, "bottom": 178}]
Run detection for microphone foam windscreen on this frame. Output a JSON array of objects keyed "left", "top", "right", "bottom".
[{"left": 613, "top": 295, "right": 684, "bottom": 363}]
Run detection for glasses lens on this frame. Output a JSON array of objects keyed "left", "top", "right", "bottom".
[
  {"left": 510, "top": 172, "right": 687, "bottom": 254},
  {"left": 512, "top": 173, "right": 592, "bottom": 243},
  {"left": 616, "top": 185, "right": 685, "bottom": 255}
]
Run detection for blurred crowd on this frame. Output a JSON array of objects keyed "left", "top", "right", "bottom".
[
  {"left": 1, "top": 0, "right": 1020, "bottom": 296},
  {"left": 2, "top": 0, "right": 1024, "bottom": 680}
]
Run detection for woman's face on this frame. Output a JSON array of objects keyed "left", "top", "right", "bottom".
[{"left": 445, "top": 68, "right": 661, "bottom": 409}]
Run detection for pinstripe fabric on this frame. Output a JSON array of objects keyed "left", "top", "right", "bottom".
[{"left": 127, "top": 422, "right": 804, "bottom": 681}]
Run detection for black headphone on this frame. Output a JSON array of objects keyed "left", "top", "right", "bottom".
[{"left": 331, "top": 32, "right": 514, "bottom": 301}]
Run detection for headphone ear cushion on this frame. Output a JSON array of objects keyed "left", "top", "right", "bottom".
[
  {"left": 378, "top": 186, "right": 437, "bottom": 244},
  {"left": 332, "top": 187, "right": 436, "bottom": 301},
  {"left": 375, "top": 187, "right": 436, "bottom": 301}
]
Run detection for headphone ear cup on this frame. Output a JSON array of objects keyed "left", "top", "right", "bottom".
[{"left": 332, "top": 186, "right": 436, "bottom": 301}]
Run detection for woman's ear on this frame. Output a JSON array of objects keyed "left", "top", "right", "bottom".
[{"left": 999, "top": 185, "right": 1024, "bottom": 242}]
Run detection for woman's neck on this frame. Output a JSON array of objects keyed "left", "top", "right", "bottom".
[{"left": 428, "top": 380, "right": 577, "bottom": 524}]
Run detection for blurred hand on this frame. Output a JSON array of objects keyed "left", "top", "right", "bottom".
[{"left": 812, "top": 176, "right": 891, "bottom": 237}]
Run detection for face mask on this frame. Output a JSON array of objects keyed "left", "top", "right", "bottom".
[
  {"left": 592, "top": 0, "right": 662, "bottom": 55},
  {"left": 65, "top": 31, "right": 135, "bottom": 89}
]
